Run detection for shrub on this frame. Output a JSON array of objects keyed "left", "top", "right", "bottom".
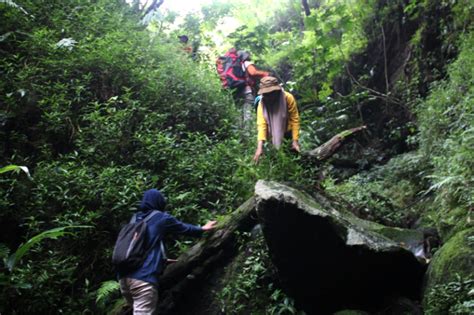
[{"left": 417, "top": 32, "right": 474, "bottom": 211}]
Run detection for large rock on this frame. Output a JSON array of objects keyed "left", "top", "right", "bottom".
[
  {"left": 255, "top": 180, "right": 426, "bottom": 314},
  {"left": 422, "top": 227, "right": 474, "bottom": 314}
]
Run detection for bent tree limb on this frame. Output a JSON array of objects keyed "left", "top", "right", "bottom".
[
  {"left": 304, "top": 125, "right": 367, "bottom": 161},
  {"left": 156, "top": 198, "right": 258, "bottom": 314},
  {"left": 143, "top": 0, "right": 164, "bottom": 17}
]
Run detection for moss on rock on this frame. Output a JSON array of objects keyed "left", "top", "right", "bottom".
[
  {"left": 424, "top": 228, "right": 474, "bottom": 288},
  {"left": 435, "top": 206, "right": 472, "bottom": 242},
  {"left": 255, "top": 180, "right": 426, "bottom": 314},
  {"left": 423, "top": 227, "right": 474, "bottom": 312}
]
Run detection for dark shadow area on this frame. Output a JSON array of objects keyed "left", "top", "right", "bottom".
[{"left": 259, "top": 199, "right": 426, "bottom": 314}]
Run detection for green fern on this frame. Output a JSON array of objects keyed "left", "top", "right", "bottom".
[
  {"left": 108, "top": 297, "right": 128, "bottom": 315},
  {"left": 96, "top": 280, "right": 120, "bottom": 304}
]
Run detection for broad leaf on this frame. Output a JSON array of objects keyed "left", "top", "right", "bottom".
[
  {"left": 0, "top": 165, "right": 31, "bottom": 178},
  {"left": 7, "top": 226, "right": 92, "bottom": 271}
]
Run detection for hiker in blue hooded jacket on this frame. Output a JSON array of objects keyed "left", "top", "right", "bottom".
[{"left": 117, "top": 189, "right": 217, "bottom": 315}]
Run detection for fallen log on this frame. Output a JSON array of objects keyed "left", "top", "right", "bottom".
[
  {"left": 156, "top": 197, "right": 258, "bottom": 314},
  {"left": 304, "top": 125, "right": 367, "bottom": 161}
]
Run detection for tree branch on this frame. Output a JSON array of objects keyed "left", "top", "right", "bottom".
[
  {"left": 304, "top": 126, "right": 367, "bottom": 161},
  {"left": 143, "top": 0, "right": 164, "bottom": 17},
  {"left": 336, "top": 43, "right": 402, "bottom": 105},
  {"left": 302, "top": 0, "right": 311, "bottom": 16},
  {"left": 380, "top": 23, "right": 389, "bottom": 95}
]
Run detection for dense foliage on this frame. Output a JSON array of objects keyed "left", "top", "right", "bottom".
[
  {"left": 0, "top": 0, "right": 241, "bottom": 313},
  {"left": 1, "top": 0, "right": 473, "bottom": 314},
  {"left": 0, "top": 1, "right": 316, "bottom": 313}
]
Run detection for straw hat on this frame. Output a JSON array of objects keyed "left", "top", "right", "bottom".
[{"left": 258, "top": 76, "right": 282, "bottom": 94}]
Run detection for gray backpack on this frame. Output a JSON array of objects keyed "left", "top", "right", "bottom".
[{"left": 112, "top": 211, "right": 159, "bottom": 271}]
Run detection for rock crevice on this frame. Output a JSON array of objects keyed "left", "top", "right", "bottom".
[{"left": 255, "top": 180, "right": 426, "bottom": 314}]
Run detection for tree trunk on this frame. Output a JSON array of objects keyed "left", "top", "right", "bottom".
[{"left": 302, "top": 0, "right": 311, "bottom": 16}]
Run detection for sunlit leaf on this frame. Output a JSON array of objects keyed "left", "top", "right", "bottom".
[{"left": 0, "top": 165, "right": 31, "bottom": 178}]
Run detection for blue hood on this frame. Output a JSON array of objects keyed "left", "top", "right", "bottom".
[{"left": 139, "top": 189, "right": 166, "bottom": 212}]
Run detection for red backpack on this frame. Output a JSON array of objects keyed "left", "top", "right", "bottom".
[{"left": 216, "top": 48, "right": 246, "bottom": 89}]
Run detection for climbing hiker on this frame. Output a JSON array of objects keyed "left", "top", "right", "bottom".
[
  {"left": 237, "top": 50, "right": 270, "bottom": 124},
  {"left": 253, "top": 76, "right": 300, "bottom": 163},
  {"left": 216, "top": 49, "right": 269, "bottom": 129},
  {"left": 115, "top": 189, "right": 217, "bottom": 315},
  {"left": 178, "top": 34, "right": 193, "bottom": 55}
]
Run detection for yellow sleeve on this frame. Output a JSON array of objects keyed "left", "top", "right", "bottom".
[
  {"left": 286, "top": 92, "right": 300, "bottom": 141},
  {"left": 257, "top": 102, "right": 267, "bottom": 141}
]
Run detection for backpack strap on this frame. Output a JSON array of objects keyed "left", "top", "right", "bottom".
[
  {"left": 145, "top": 211, "right": 168, "bottom": 260},
  {"left": 143, "top": 212, "right": 162, "bottom": 261},
  {"left": 160, "top": 240, "right": 168, "bottom": 260},
  {"left": 131, "top": 210, "right": 166, "bottom": 259},
  {"left": 130, "top": 210, "right": 159, "bottom": 224},
  {"left": 254, "top": 95, "right": 262, "bottom": 111},
  {"left": 144, "top": 210, "right": 159, "bottom": 222}
]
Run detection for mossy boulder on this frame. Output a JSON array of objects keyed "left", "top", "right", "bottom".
[
  {"left": 422, "top": 227, "right": 474, "bottom": 313},
  {"left": 255, "top": 180, "right": 426, "bottom": 314},
  {"left": 425, "top": 228, "right": 474, "bottom": 287}
]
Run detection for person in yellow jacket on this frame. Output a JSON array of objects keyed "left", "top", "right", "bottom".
[{"left": 253, "top": 76, "right": 300, "bottom": 163}]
